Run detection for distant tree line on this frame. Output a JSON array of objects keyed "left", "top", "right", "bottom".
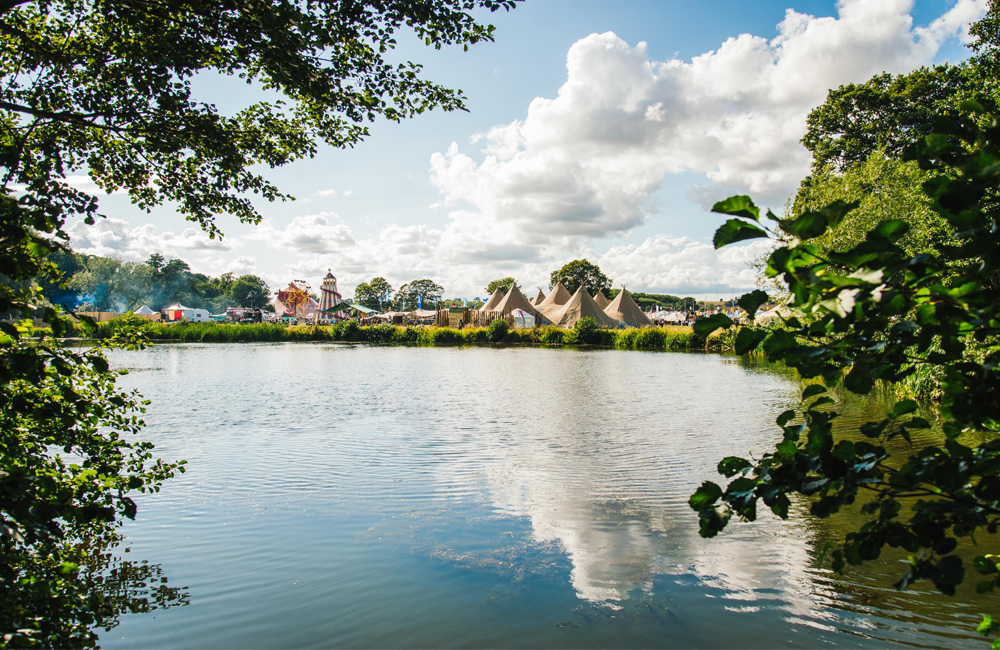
[{"left": 35, "top": 251, "right": 272, "bottom": 314}]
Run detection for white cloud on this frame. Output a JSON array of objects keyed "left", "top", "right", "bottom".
[
  {"left": 67, "top": 217, "right": 238, "bottom": 262},
  {"left": 430, "top": 0, "right": 984, "bottom": 251},
  {"left": 598, "top": 236, "right": 775, "bottom": 295},
  {"left": 62, "top": 1, "right": 987, "bottom": 299},
  {"left": 247, "top": 213, "right": 357, "bottom": 255}
]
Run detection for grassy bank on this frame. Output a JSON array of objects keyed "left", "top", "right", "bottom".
[{"left": 44, "top": 318, "right": 719, "bottom": 352}]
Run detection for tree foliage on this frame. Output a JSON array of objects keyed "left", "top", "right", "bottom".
[
  {"left": 793, "top": 151, "right": 951, "bottom": 257},
  {"left": 0, "top": 315, "right": 186, "bottom": 647},
  {"left": 485, "top": 276, "right": 515, "bottom": 296},
  {"left": 37, "top": 251, "right": 271, "bottom": 313},
  {"left": 353, "top": 276, "right": 394, "bottom": 310},
  {"left": 0, "top": 0, "right": 516, "bottom": 237},
  {"left": 691, "top": 107, "right": 1000, "bottom": 640},
  {"left": 549, "top": 260, "right": 611, "bottom": 295},
  {"left": 397, "top": 278, "right": 444, "bottom": 308},
  {"left": 0, "top": 0, "right": 515, "bottom": 643},
  {"left": 802, "top": 64, "right": 995, "bottom": 173},
  {"left": 607, "top": 289, "right": 684, "bottom": 311}
]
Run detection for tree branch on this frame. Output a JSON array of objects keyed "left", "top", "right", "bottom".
[
  {"left": 0, "top": 100, "right": 125, "bottom": 132},
  {"left": 0, "top": 0, "right": 31, "bottom": 15}
]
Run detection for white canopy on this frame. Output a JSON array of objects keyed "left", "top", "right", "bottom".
[{"left": 510, "top": 308, "right": 535, "bottom": 329}]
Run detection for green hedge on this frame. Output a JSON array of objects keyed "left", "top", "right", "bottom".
[{"left": 48, "top": 316, "right": 720, "bottom": 351}]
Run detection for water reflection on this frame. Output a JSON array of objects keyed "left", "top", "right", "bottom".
[
  {"left": 74, "top": 532, "right": 189, "bottom": 635},
  {"left": 102, "top": 344, "right": 997, "bottom": 648}
]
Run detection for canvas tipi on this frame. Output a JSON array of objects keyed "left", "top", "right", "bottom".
[
  {"left": 593, "top": 290, "right": 610, "bottom": 309},
  {"left": 493, "top": 284, "right": 539, "bottom": 315},
  {"left": 535, "top": 281, "right": 571, "bottom": 312},
  {"left": 549, "top": 286, "right": 620, "bottom": 329},
  {"left": 533, "top": 289, "right": 545, "bottom": 304},
  {"left": 479, "top": 287, "right": 505, "bottom": 312},
  {"left": 604, "top": 288, "right": 652, "bottom": 328}
]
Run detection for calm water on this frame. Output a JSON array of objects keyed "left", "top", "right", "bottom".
[{"left": 99, "top": 343, "right": 998, "bottom": 648}]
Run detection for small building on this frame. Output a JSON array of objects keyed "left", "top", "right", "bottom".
[{"left": 163, "top": 303, "right": 211, "bottom": 323}]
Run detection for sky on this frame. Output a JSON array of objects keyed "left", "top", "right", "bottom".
[{"left": 65, "top": 0, "right": 986, "bottom": 301}]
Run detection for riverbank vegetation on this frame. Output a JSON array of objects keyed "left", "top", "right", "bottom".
[{"left": 40, "top": 315, "right": 718, "bottom": 351}]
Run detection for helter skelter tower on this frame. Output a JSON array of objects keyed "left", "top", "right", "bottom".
[{"left": 317, "top": 270, "right": 344, "bottom": 322}]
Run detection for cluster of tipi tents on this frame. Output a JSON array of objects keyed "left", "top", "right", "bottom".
[{"left": 479, "top": 282, "right": 652, "bottom": 329}]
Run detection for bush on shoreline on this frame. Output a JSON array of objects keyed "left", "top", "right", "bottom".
[{"left": 29, "top": 316, "right": 721, "bottom": 351}]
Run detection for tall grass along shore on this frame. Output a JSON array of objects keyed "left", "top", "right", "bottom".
[{"left": 36, "top": 317, "right": 724, "bottom": 352}]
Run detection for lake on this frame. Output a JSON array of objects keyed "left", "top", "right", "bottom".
[{"left": 100, "top": 343, "right": 999, "bottom": 648}]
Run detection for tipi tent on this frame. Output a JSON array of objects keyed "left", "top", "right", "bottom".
[
  {"left": 479, "top": 287, "right": 505, "bottom": 312},
  {"left": 549, "top": 286, "right": 621, "bottom": 329},
  {"left": 493, "top": 284, "right": 539, "bottom": 316},
  {"left": 604, "top": 288, "right": 652, "bottom": 328},
  {"left": 532, "top": 289, "right": 545, "bottom": 304},
  {"left": 593, "top": 290, "right": 610, "bottom": 309},
  {"left": 535, "top": 281, "right": 571, "bottom": 312}
]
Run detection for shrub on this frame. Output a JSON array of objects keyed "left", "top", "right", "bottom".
[
  {"left": 426, "top": 327, "right": 464, "bottom": 345},
  {"left": 486, "top": 319, "right": 509, "bottom": 342},
  {"left": 572, "top": 317, "right": 603, "bottom": 345},
  {"left": 365, "top": 323, "right": 396, "bottom": 343},
  {"left": 536, "top": 326, "right": 565, "bottom": 345},
  {"left": 337, "top": 320, "right": 362, "bottom": 341},
  {"left": 392, "top": 326, "right": 418, "bottom": 343},
  {"left": 634, "top": 327, "right": 666, "bottom": 350},
  {"left": 462, "top": 327, "right": 488, "bottom": 343}
]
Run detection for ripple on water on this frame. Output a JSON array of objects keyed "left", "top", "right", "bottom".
[{"left": 97, "top": 343, "right": 999, "bottom": 649}]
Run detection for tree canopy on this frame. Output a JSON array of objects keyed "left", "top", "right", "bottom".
[
  {"left": 397, "top": 278, "right": 444, "bottom": 308},
  {"left": 693, "top": 107, "right": 1000, "bottom": 642},
  {"left": 801, "top": 65, "right": 992, "bottom": 173},
  {"left": 485, "top": 276, "right": 516, "bottom": 296},
  {"left": 549, "top": 260, "right": 611, "bottom": 296},
  {"left": 0, "top": 1, "right": 516, "bottom": 644},
  {"left": 353, "top": 276, "right": 394, "bottom": 310},
  {"left": 1, "top": 0, "right": 516, "bottom": 238}
]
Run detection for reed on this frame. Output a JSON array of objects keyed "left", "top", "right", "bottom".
[
  {"left": 612, "top": 325, "right": 702, "bottom": 351},
  {"left": 67, "top": 319, "right": 718, "bottom": 352}
]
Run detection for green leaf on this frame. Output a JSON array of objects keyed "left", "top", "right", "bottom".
[
  {"left": 737, "top": 290, "right": 769, "bottom": 321},
  {"left": 776, "top": 410, "right": 796, "bottom": 426},
  {"left": 693, "top": 313, "right": 733, "bottom": 339},
  {"left": 698, "top": 505, "right": 732, "bottom": 538},
  {"left": 689, "top": 481, "right": 723, "bottom": 511},
  {"left": 718, "top": 457, "right": 752, "bottom": 478},
  {"left": 802, "top": 385, "right": 826, "bottom": 400},
  {"left": 873, "top": 219, "right": 910, "bottom": 242},
  {"left": 891, "top": 400, "right": 918, "bottom": 418},
  {"left": 974, "top": 556, "right": 1000, "bottom": 575},
  {"left": 734, "top": 327, "right": 767, "bottom": 354},
  {"left": 776, "top": 439, "right": 798, "bottom": 458},
  {"left": 711, "top": 195, "right": 760, "bottom": 221},
  {"left": 713, "top": 219, "right": 768, "bottom": 249}
]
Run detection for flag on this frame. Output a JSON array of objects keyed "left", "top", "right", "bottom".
[{"left": 418, "top": 295, "right": 422, "bottom": 308}]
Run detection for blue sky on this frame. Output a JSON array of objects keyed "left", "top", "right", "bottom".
[{"left": 68, "top": 0, "right": 984, "bottom": 300}]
